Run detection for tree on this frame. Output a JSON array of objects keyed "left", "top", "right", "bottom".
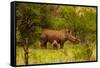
[
  {"left": 61, "top": 6, "right": 96, "bottom": 43},
  {"left": 16, "top": 3, "right": 40, "bottom": 65}
]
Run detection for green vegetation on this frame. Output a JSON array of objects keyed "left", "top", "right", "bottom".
[
  {"left": 16, "top": 42, "right": 96, "bottom": 65},
  {"left": 16, "top": 3, "right": 97, "bottom": 65}
]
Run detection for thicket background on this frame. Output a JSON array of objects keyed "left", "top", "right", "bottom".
[{"left": 16, "top": 2, "right": 97, "bottom": 65}]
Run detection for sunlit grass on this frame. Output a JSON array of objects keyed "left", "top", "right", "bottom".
[{"left": 16, "top": 42, "right": 96, "bottom": 65}]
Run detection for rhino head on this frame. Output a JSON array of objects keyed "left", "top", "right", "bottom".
[{"left": 65, "top": 30, "right": 80, "bottom": 43}]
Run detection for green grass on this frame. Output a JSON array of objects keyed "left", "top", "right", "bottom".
[{"left": 16, "top": 42, "right": 96, "bottom": 65}]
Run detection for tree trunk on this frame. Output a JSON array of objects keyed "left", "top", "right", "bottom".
[
  {"left": 24, "top": 47, "right": 28, "bottom": 65},
  {"left": 23, "top": 38, "right": 29, "bottom": 65}
]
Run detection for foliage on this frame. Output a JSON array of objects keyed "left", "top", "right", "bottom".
[
  {"left": 16, "top": 3, "right": 97, "bottom": 65},
  {"left": 16, "top": 43, "right": 96, "bottom": 65}
]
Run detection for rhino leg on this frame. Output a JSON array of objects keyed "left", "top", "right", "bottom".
[
  {"left": 53, "top": 44, "right": 58, "bottom": 49},
  {"left": 52, "top": 40, "right": 58, "bottom": 49},
  {"left": 44, "top": 41, "right": 47, "bottom": 48},
  {"left": 40, "top": 40, "right": 47, "bottom": 49},
  {"left": 60, "top": 41, "right": 64, "bottom": 49}
]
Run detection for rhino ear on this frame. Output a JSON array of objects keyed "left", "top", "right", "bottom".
[
  {"left": 65, "top": 29, "right": 71, "bottom": 35},
  {"left": 65, "top": 29, "right": 69, "bottom": 32},
  {"left": 67, "top": 30, "right": 71, "bottom": 34}
]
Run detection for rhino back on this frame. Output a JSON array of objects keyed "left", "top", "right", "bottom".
[{"left": 41, "top": 29, "right": 66, "bottom": 41}]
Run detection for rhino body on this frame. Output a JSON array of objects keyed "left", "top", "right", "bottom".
[{"left": 40, "top": 29, "right": 79, "bottom": 49}]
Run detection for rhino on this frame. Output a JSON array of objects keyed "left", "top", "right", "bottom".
[
  {"left": 40, "top": 29, "right": 80, "bottom": 49},
  {"left": 52, "top": 40, "right": 59, "bottom": 49}
]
